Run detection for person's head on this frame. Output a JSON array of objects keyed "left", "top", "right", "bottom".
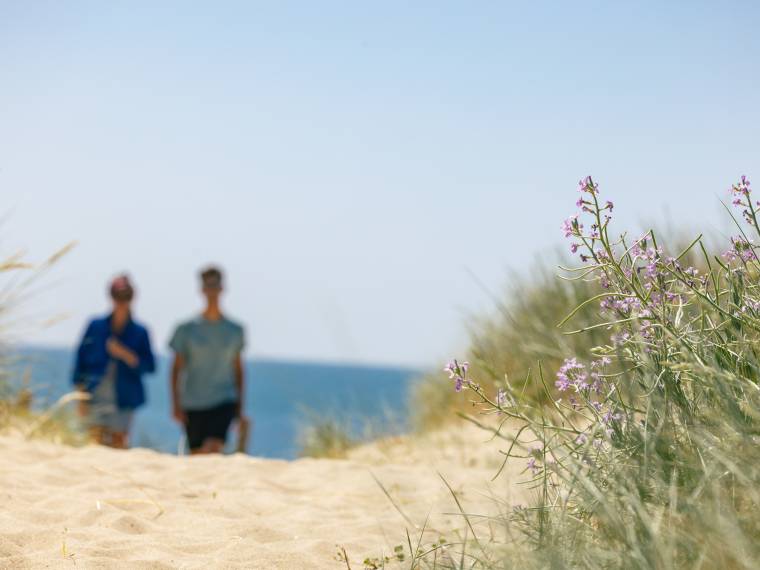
[
  {"left": 109, "top": 274, "right": 134, "bottom": 312},
  {"left": 200, "top": 265, "right": 224, "bottom": 303}
]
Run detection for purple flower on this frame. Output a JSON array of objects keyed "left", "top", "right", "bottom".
[
  {"left": 723, "top": 249, "right": 738, "bottom": 262},
  {"left": 526, "top": 447, "right": 542, "bottom": 474},
  {"left": 562, "top": 215, "right": 581, "bottom": 238},
  {"left": 602, "top": 410, "right": 622, "bottom": 424},
  {"left": 556, "top": 358, "right": 588, "bottom": 392},
  {"left": 726, "top": 236, "right": 758, "bottom": 262},
  {"left": 444, "top": 359, "right": 470, "bottom": 392},
  {"left": 611, "top": 331, "right": 631, "bottom": 346},
  {"left": 578, "top": 175, "right": 599, "bottom": 195},
  {"left": 731, "top": 175, "right": 751, "bottom": 196},
  {"left": 730, "top": 176, "right": 753, "bottom": 222},
  {"left": 605, "top": 200, "right": 614, "bottom": 211}
]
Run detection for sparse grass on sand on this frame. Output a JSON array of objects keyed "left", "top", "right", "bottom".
[
  {"left": 297, "top": 415, "right": 357, "bottom": 459},
  {"left": 0, "top": 243, "right": 83, "bottom": 445},
  {"left": 0, "top": 385, "right": 86, "bottom": 445}
]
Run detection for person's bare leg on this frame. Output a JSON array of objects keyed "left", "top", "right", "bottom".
[
  {"left": 111, "top": 432, "right": 129, "bottom": 449},
  {"left": 190, "top": 442, "right": 214, "bottom": 454},
  {"left": 101, "top": 429, "right": 114, "bottom": 447},
  {"left": 202, "top": 438, "right": 224, "bottom": 454},
  {"left": 89, "top": 426, "right": 108, "bottom": 445}
]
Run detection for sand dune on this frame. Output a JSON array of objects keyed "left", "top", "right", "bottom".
[{"left": 0, "top": 424, "right": 527, "bottom": 569}]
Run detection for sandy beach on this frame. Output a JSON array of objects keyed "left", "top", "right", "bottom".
[{"left": 0, "top": 423, "right": 528, "bottom": 569}]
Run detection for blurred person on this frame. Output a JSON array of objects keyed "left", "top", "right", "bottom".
[
  {"left": 169, "top": 266, "right": 247, "bottom": 454},
  {"left": 72, "top": 275, "right": 156, "bottom": 448}
]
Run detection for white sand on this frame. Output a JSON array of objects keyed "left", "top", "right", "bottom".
[{"left": 0, "top": 423, "right": 528, "bottom": 569}]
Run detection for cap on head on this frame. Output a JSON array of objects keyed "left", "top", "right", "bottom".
[
  {"left": 200, "top": 266, "right": 223, "bottom": 290},
  {"left": 109, "top": 274, "right": 134, "bottom": 302}
]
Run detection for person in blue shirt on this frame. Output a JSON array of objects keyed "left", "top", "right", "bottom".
[
  {"left": 169, "top": 266, "right": 247, "bottom": 454},
  {"left": 72, "top": 275, "right": 156, "bottom": 448}
]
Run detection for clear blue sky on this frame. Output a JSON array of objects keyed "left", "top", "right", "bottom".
[{"left": 0, "top": 1, "right": 758, "bottom": 366}]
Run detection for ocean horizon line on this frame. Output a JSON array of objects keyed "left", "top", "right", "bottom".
[{"left": 12, "top": 342, "right": 426, "bottom": 375}]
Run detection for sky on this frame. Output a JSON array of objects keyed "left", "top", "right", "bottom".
[{"left": 0, "top": 1, "right": 758, "bottom": 367}]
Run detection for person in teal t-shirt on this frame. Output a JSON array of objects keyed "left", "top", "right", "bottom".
[{"left": 169, "top": 266, "right": 247, "bottom": 454}]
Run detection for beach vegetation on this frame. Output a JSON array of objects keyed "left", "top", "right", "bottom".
[
  {"left": 298, "top": 415, "right": 357, "bottom": 459},
  {"left": 409, "top": 176, "right": 760, "bottom": 568},
  {"left": 0, "top": 243, "right": 83, "bottom": 444},
  {"left": 410, "top": 266, "right": 604, "bottom": 431}
]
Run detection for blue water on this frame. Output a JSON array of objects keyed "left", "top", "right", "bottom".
[{"left": 8, "top": 347, "right": 418, "bottom": 459}]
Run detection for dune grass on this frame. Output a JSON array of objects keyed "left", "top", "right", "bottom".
[
  {"left": 410, "top": 263, "right": 606, "bottom": 431},
  {"left": 297, "top": 415, "right": 357, "bottom": 459},
  {"left": 402, "top": 176, "right": 760, "bottom": 569},
  {"left": 410, "top": 234, "right": 708, "bottom": 433},
  {"left": 0, "top": 243, "right": 83, "bottom": 445},
  {"left": 0, "top": 388, "right": 86, "bottom": 444},
  {"left": 297, "top": 405, "right": 408, "bottom": 459}
]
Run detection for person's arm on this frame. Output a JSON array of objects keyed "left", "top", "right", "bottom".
[
  {"left": 72, "top": 322, "right": 96, "bottom": 387},
  {"left": 136, "top": 328, "right": 156, "bottom": 374},
  {"left": 171, "top": 353, "right": 186, "bottom": 424},
  {"left": 72, "top": 321, "right": 95, "bottom": 417},
  {"left": 106, "top": 338, "right": 139, "bottom": 368},
  {"left": 234, "top": 352, "right": 245, "bottom": 419}
]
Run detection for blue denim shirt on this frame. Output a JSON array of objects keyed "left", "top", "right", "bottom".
[{"left": 71, "top": 314, "right": 156, "bottom": 409}]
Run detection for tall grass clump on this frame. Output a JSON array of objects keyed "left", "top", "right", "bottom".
[
  {"left": 298, "top": 415, "right": 357, "bottom": 459},
  {"left": 298, "top": 404, "right": 407, "bottom": 458},
  {"left": 427, "top": 176, "right": 760, "bottom": 569},
  {"left": 411, "top": 266, "right": 606, "bottom": 430},
  {"left": 0, "top": 244, "right": 83, "bottom": 444}
]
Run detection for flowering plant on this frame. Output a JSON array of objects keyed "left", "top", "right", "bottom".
[{"left": 446, "top": 176, "right": 760, "bottom": 568}]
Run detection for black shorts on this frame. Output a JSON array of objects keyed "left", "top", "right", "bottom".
[{"left": 185, "top": 402, "right": 237, "bottom": 450}]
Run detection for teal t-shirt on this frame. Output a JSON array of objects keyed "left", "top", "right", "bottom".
[{"left": 169, "top": 316, "right": 245, "bottom": 410}]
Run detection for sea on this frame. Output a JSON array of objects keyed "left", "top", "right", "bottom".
[{"left": 5, "top": 347, "right": 420, "bottom": 460}]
